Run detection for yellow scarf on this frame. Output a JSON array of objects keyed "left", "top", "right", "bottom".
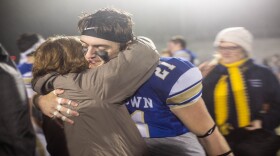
[{"left": 214, "top": 59, "right": 250, "bottom": 135}]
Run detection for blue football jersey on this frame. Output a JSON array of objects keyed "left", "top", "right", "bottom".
[
  {"left": 126, "top": 57, "right": 203, "bottom": 138},
  {"left": 17, "top": 63, "right": 34, "bottom": 98}
]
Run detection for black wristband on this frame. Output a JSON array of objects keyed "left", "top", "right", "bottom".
[
  {"left": 197, "top": 124, "right": 217, "bottom": 138},
  {"left": 217, "top": 150, "right": 232, "bottom": 156}
]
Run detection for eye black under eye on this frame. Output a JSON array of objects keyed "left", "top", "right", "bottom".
[{"left": 82, "top": 46, "right": 88, "bottom": 54}]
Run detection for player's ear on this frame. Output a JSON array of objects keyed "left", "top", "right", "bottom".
[{"left": 120, "top": 43, "right": 129, "bottom": 51}]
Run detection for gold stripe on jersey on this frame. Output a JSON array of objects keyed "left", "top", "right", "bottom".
[
  {"left": 169, "top": 97, "right": 200, "bottom": 109},
  {"left": 23, "top": 77, "right": 32, "bottom": 84},
  {"left": 166, "top": 82, "right": 202, "bottom": 105}
]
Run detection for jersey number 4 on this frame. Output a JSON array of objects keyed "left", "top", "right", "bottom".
[
  {"left": 131, "top": 110, "right": 150, "bottom": 138},
  {"left": 155, "top": 62, "right": 176, "bottom": 80}
]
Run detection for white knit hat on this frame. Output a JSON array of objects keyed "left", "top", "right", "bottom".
[{"left": 214, "top": 27, "right": 253, "bottom": 55}]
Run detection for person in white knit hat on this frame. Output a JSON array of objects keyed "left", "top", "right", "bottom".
[
  {"left": 200, "top": 26, "right": 280, "bottom": 133},
  {"left": 199, "top": 27, "right": 280, "bottom": 155},
  {"left": 213, "top": 27, "right": 253, "bottom": 63}
]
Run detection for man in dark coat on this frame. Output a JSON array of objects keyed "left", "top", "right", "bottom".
[{"left": 0, "top": 43, "right": 35, "bottom": 156}]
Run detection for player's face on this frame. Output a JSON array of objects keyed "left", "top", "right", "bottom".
[
  {"left": 80, "top": 35, "right": 121, "bottom": 68},
  {"left": 217, "top": 42, "right": 246, "bottom": 64},
  {"left": 167, "top": 41, "right": 175, "bottom": 53}
]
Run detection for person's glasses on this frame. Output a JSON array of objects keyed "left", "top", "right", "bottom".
[{"left": 216, "top": 46, "right": 241, "bottom": 51}]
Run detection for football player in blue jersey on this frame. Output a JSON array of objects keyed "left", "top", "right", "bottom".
[
  {"left": 35, "top": 41, "right": 232, "bottom": 156},
  {"left": 123, "top": 37, "right": 232, "bottom": 156},
  {"left": 32, "top": 9, "right": 232, "bottom": 156}
]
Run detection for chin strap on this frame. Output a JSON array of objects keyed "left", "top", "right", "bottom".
[{"left": 197, "top": 124, "right": 217, "bottom": 138}]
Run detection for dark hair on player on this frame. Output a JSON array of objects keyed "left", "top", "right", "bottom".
[
  {"left": 78, "top": 8, "right": 134, "bottom": 50},
  {"left": 16, "top": 33, "right": 44, "bottom": 52},
  {"left": 170, "top": 36, "right": 187, "bottom": 49}
]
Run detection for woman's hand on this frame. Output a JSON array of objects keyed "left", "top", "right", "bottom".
[
  {"left": 35, "top": 89, "right": 79, "bottom": 124},
  {"left": 246, "top": 120, "right": 262, "bottom": 130}
]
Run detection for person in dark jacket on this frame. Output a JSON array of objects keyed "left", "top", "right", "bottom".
[
  {"left": 225, "top": 128, "right": 280, "bottom": 156},
  {"left": 0, "top": 43, "right": 35, "bottom": 156},
  {"left": 200, "top": 27, "right": 280, "bottom": 135}
]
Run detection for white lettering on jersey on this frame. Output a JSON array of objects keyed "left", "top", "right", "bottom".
[
  {"left": 128, "top": 97, "right": 154, "bottom": 109},
  {"left": 143, "top": 98, "right": 153, "bottom": 108},
  {"left": 155, "top": 67, "right": 169, "bottom": 80},
  {"left": 130, "top": 97, "right": 142, "bottom": 108},
  {"left": 161, "top": 62, "right": 176, "bottom": 70},
  {"left": 131, "top": 110, "right": 150, "bottom": 137},
  {"left": 155, "top": 62, "right": 176, "bottom": 80}
]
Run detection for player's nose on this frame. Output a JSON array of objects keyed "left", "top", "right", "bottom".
[{"left": 85, "top": 47, "right": 97, "bottom": 59}]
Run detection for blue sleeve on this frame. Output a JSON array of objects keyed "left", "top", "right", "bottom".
[
  {"left": 152, "top": 57, "right": 203, "bottom": 109},
  {"left": 17, "top": 63, "right": 33, "bottom": 75}
]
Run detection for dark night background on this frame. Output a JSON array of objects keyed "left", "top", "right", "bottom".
[{"left": 1, "top": 0, "right": 280, "bottom": 63}]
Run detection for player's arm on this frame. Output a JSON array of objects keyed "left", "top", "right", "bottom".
[
  {"left": 171, "top": 98, "right": 233, "bottom": 156},
  {"left": 165, "top": 66, "right": 232, "bottom": 155}
]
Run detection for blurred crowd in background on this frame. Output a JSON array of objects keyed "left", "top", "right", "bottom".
[
  {"left": 1, "top": 27, "right": 280, "bottom": 156},
  {"left": 1, "top": 0, "right": 280, "bottom": 156}
]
